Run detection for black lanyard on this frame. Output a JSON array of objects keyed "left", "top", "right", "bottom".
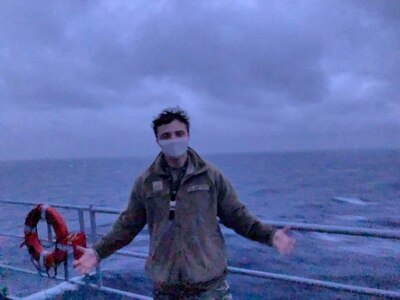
[{"left": 163, "top": 157, "right": 189, "bottom": 220}]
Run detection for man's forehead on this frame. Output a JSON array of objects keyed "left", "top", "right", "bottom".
[{"left": 158, "top": 120, "right": 187, "bottom": 134}]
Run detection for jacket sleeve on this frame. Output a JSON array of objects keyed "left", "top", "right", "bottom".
[
  {"left": 93, "top": 177, "right": 147, "bottom": 260},
  {"left": 216, "top": 171, "right": 276, "bottom": 246}
]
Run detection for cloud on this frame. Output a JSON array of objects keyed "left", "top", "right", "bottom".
[
  {"left": 1, "top": 1, "right": 328, "bottom": 110},
  {"left": 0, "top": 0, "right": 399, "bottom": 159}
]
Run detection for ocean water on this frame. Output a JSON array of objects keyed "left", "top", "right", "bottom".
[{"left": 0, "top": 149, "right": 399, "bottom": 299}]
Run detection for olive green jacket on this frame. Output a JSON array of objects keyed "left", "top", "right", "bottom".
[{"left": 93, "top": 148, "right": 276, "bottom": 287}]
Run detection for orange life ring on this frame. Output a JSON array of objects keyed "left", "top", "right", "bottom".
[{"left": 23, "top": 204, "right": 69, "bottom": 270}]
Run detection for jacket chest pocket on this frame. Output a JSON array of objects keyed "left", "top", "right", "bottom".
[
  {"left": 186, "top": 184, "right": 210, "bottom": 193},
  {"left": 183, "top": 184, "right": 215, "bottom": 213},
  {"left": 144, "top": 189, "right": 171, "bottom": 221}
]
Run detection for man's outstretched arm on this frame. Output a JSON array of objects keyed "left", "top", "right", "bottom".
[
  {"left": 216, "top": 172, "right": 295, "bottom": 254},
  {"left": 73, "top": 178, "right": 147, "bottom": 274}
]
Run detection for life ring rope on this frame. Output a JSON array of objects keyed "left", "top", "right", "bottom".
[{"left": 41, "top": 204, "right": 49, "bottom": 219}]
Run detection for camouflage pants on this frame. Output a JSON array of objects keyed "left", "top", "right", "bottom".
[{"left": 153, "top": 280, "right": 233, "bottom": 300}]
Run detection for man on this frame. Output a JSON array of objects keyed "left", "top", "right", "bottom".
[{"left": 74, "top": 107, "right": 295, "bottom": 299}]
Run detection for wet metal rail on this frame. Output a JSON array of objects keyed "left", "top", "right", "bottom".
[
  {"left": 0, "top": 264, "right": 151, "bottom": 300},
  {"left": 0, "top": 200, "right": 399, "bottom": 299}
]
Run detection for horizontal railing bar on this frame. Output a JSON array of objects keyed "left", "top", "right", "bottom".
[
  {"left": 76, "top": 281, "right": 152, "bottom": 300},
  {"left": 21, "top": 276, "right": 87, "bottom": 300},
  {"left": 2, "top": 200, "right": 399, "bottom": 239},
  {"left": 0, "top": 263, "right": 67, "bottom": 280},
  {"left": 0, "top": 264, "right": 151, "bottom": 300},
  {"left": 261, "top": 220, "right": 400, "bottom": 240},
  {"left": 0, "top": 233, "right": 149, "bottom": 259},
  {"left": 0, "top": 233, "right": 24, "bottom": 239},
  {"left": 0, "top": 233, "right": 69, "bottom": 245},
  {"left": 116, "top": 249, "right": 148, "bottom": 259},
  {"left": 0, "top": 233, "right": 139, "bottom": 244},
  {"left": 0, "top": 200, "right": 91, "bottom": 211},
  {"left": 70, "top": 278, "right": 152, "bottom": 300},
  {"left": 113, "top": 250, "right": 400, "bottom": 298},
  {"left": 228, "top": 266, "right": 400, "bottom": 299},
  {"left": 0, "top": 200, "right": 120, "bottom": 214},
  {"left": 88, "top": 207, "right": 121, "bottom": 214}
]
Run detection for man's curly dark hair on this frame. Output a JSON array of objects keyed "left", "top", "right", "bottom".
[{"left": 152, "top": 107, "right": 190, "bottom": 137}]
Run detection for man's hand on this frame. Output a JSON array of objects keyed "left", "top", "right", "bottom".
[
  {"left": 73, "top": 246, "right": 99, "bottom": 275},
  {"left": 272, "top": 226, "right": 295, "bottom": 255}
]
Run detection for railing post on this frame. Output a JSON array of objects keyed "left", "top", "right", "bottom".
[
  {"left": 89, "top": 204, "right": 102, "bottom": 287},
  {"left": 78, "top": 209, "right": 85, "bottom": 233},
  {"left": 63, "top": 258, "right": 69, "bottom": 280},
  {"left": 75, "top": 208, "right": 84, "bottom": 282}
]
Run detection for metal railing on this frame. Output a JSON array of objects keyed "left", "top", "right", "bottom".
[{"left": 0, "top": 200, "right": 399, "bottom": 299}]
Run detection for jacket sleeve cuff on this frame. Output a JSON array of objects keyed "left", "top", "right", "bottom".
[
  {"left": 92, "top": 245, "right": 103, "bottom": 261},
  {"left": 268, "top": 227, "right": 278, "bottom": 247}
]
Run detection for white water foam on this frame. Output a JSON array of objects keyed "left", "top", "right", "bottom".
[
  {"left": 335, "top": 215, "right": 367, "bottom": 222},
  {"left": 332, "top": 197, "right": 370, "bottom": 206}
]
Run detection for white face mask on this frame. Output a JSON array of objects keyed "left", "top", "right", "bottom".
[{"left": 158, "top": 137, "right": 189, "bottom": 158}]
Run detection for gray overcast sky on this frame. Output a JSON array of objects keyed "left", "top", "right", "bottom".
[{"left": 1, "top": 0, "right": 399, "bottom": 160}]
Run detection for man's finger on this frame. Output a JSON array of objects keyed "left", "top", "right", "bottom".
[
  {"left": 73, "top": 259, "right": 80, "bottom": 267},
  {"left": 282, "top": 226, "right": 291, "bottom": 233},
  {"left": 76, "top": 245, "right": 87, "bottom": 252}
]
